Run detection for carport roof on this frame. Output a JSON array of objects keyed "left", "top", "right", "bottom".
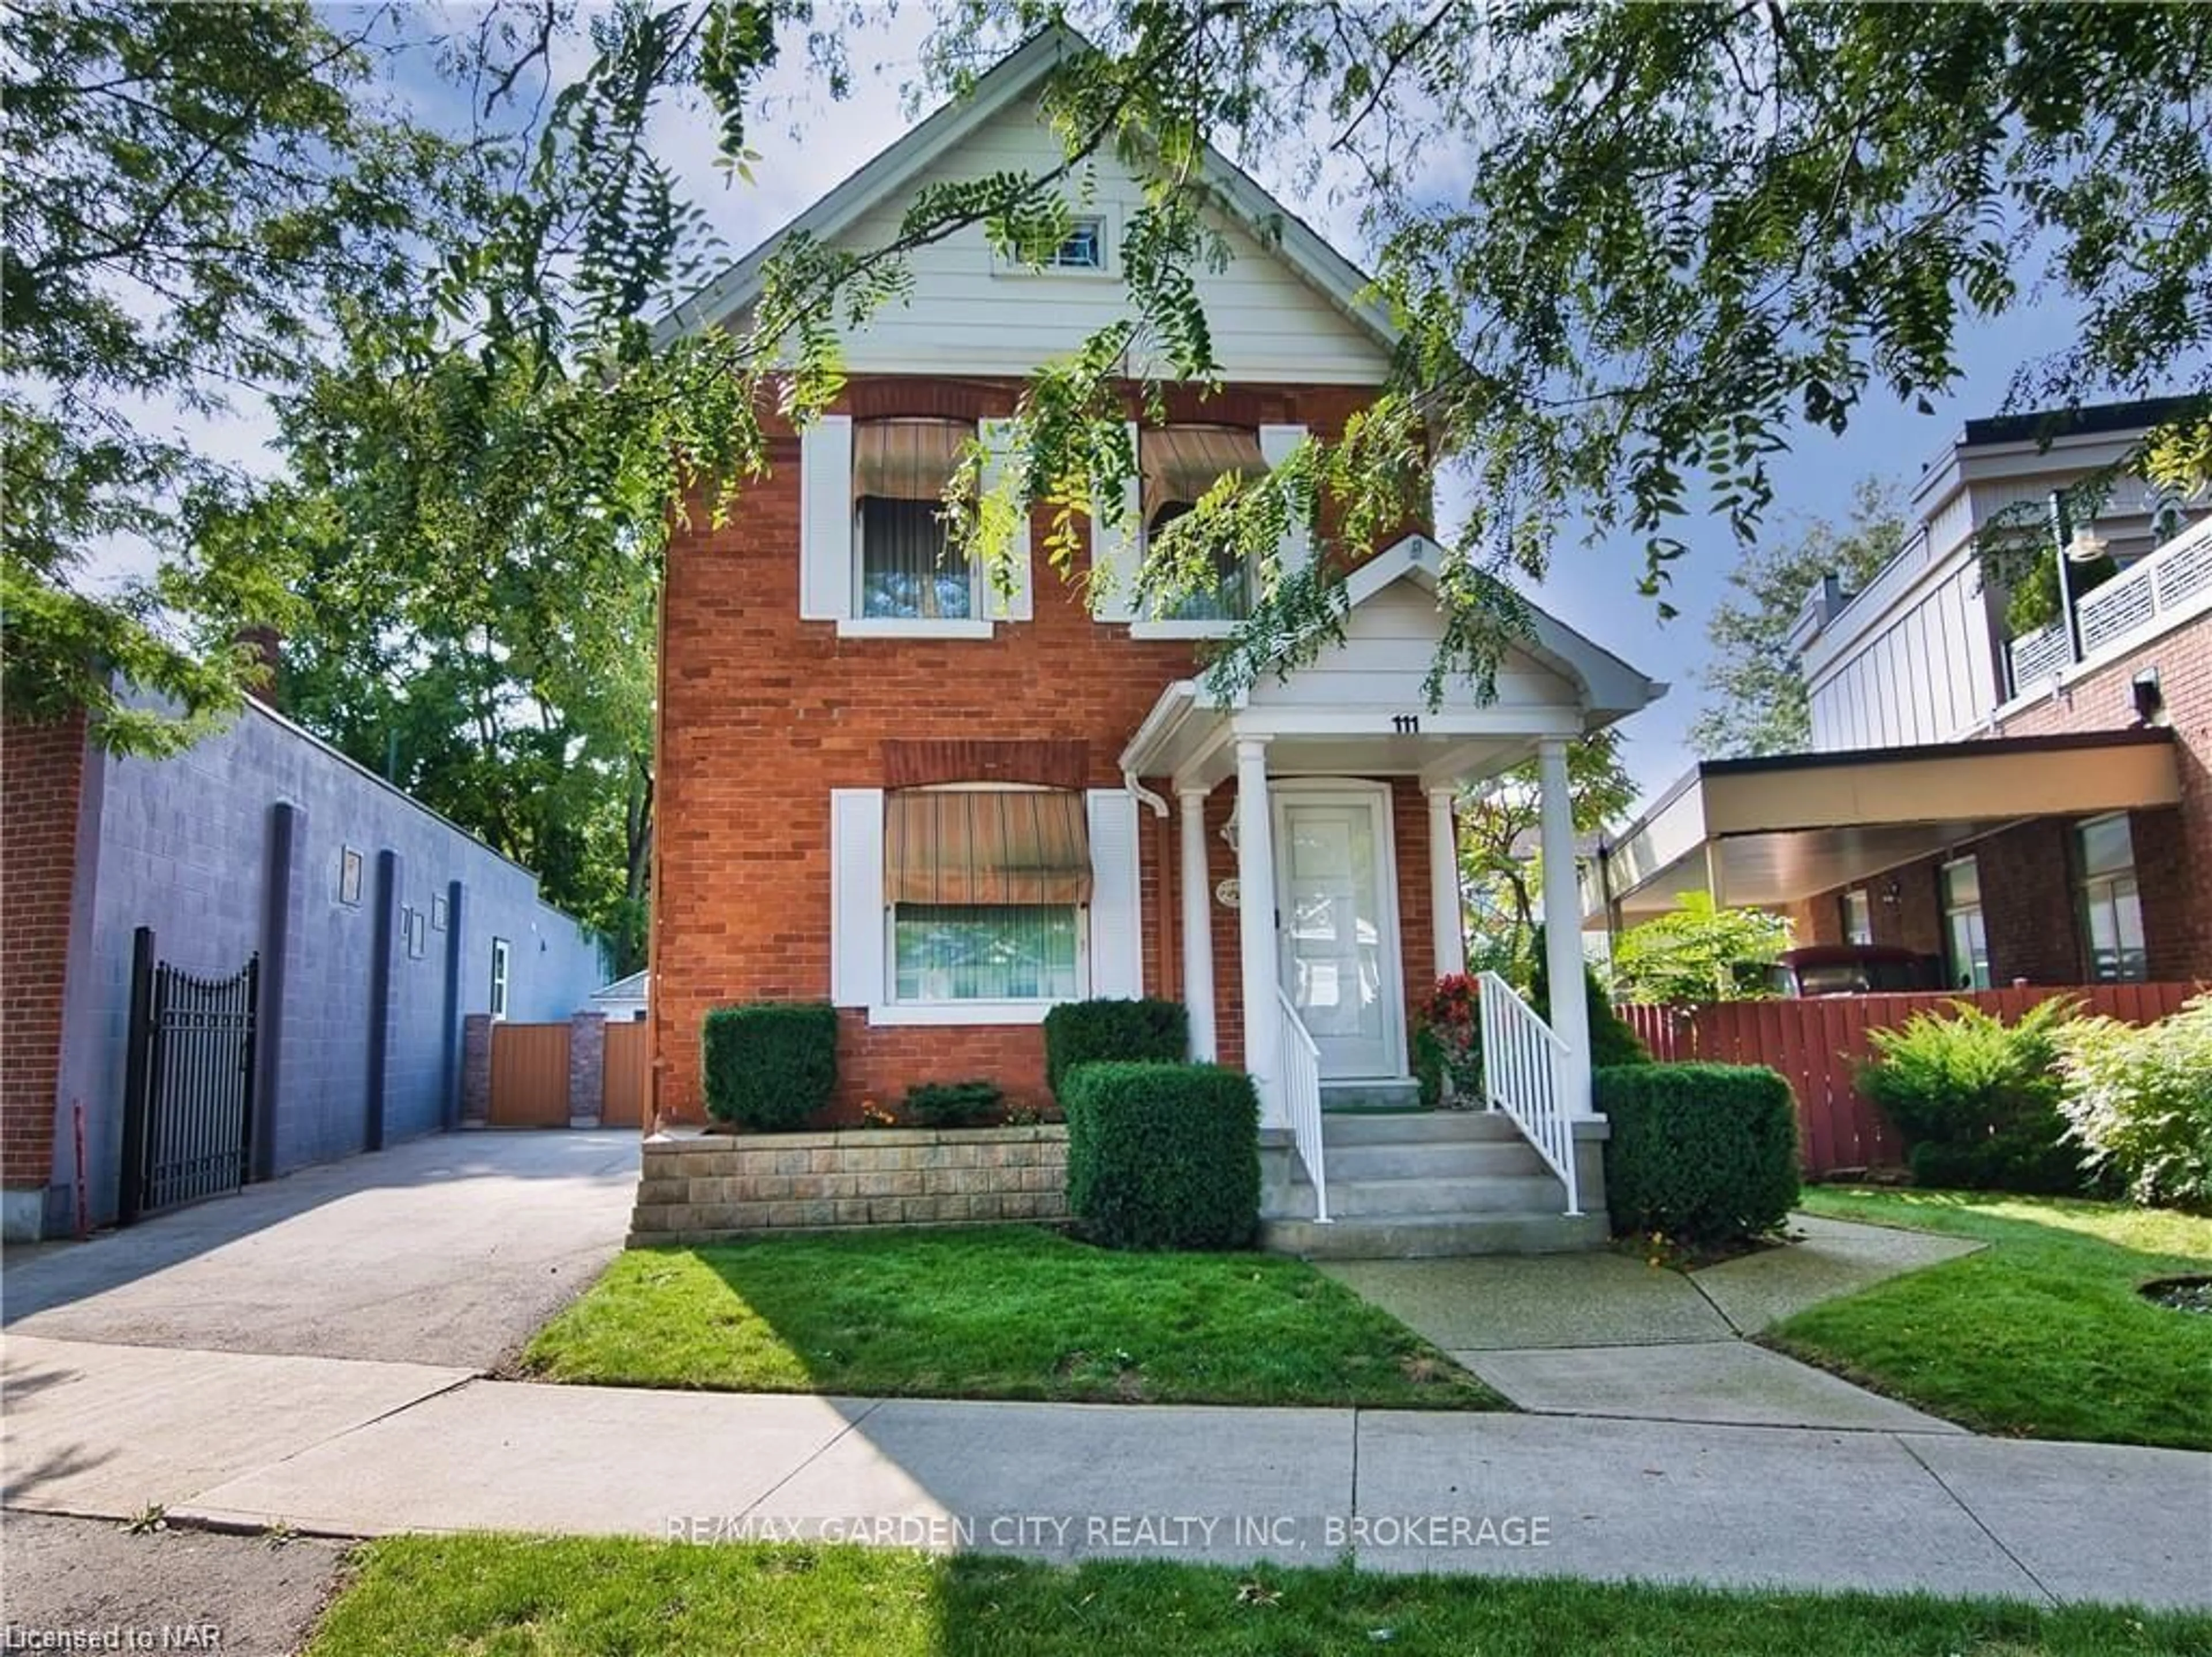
[{"left": 1586, "top": 728, "right": 2182, "bottom": 926}]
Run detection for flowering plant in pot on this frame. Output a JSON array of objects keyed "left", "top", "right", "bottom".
[{"left": 1414, "top": 973, "right": 1484, "bottom": 1108}]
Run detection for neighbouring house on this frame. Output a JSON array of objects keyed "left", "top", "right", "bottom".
[
  {"left": 1594, "top": 398, "right": 2211, "bottom": 988},
  {"left": 591, "top": 970, "right": 650, "bottom": 1022},
  {"left": 648, "top": 29, "right": 1665, "bottom": 1253},
  {"left": 0, "top": 683, "right": 606, "bottom": 1240}
]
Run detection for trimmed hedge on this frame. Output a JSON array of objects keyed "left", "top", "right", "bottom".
[
  {"left": 701, "top": 1002, "right": 838, "bottom": 1131},
  {"left": 1042, "top": 997, "right": 1189, "bottom": 1098},
  {"left": 1599, "top": 1062, "right": 1799, "bottom": 1244},
  {"left": 903, "top": 1079, "right": 1003, "bottom": 1128},
  {"left": 1062, "top": 1062, "right": 1259, "bottom": 1250}
]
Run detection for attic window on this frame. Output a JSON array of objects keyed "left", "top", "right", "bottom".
[{"left": 1048, "top": 216, "right": 1104, "bottom": 270}]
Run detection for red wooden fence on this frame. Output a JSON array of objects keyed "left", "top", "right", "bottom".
[{"left": 1619, "top": 983, "right": 2198, "bottom": 1176}]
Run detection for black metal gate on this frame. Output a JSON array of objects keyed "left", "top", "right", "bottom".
[{"left": 118, "top": 926, "right": 259, "bottom": 1225}]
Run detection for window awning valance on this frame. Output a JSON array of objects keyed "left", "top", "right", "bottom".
[
  {"left": 885, "top": 789, "right": 1092, "bottom": 906},
  {"left": 853, "top": 418, "right": 973, "bottom": 504},
  {"left": 1142, "top": 425, "right": 1265, "bottom": 522}
]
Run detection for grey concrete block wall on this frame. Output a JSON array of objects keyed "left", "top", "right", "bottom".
[{"left": 47, "top": 698, "right": 608, "bottom": 1232}]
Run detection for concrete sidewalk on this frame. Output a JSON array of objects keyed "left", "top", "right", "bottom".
[
  {"left": 1323, "top": 1213, "right": 1982, "bottom": 1432},
  {"left": 5, "top": 1334, "right": 2207, "bottom": 1610}
]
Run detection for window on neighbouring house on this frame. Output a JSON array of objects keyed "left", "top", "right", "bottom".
[
  {"left": 1047, "top": 215, "right": 1104, "bottom": 270},
  {"left": 2078, "top": 813, "right": 2148, "bottom": 982},
  {"left": 884, "top": 787, "right": 1091, "bottom": 1004},
  {"left": 853, "top": 418, "right": 975, "bottom": 620},
  {"left": 338, "top": 846, "right": 363, "bottom": 906},
  {"left": 490, "top": 937, "right": 511, "bottom": 1019},
  {"left": 1842, "top": 888, "right": 1874, "bottom": 948},
  {"left": 1940, "top": 857, "right": 1991, "bottom": 989},
  {"left": 1141, "top": 425, "right": 1268, "bottom": 621}
]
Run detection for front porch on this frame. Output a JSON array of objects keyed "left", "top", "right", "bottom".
[{"left": 1120, "top": 536, "right": 1664, "bottom": 1254}]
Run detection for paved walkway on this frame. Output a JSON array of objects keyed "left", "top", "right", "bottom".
[
  {"left": 3, "top": 1333, "right": 2206, "bottom": 1609},
  {"left": 1323, "top": 1213, "right": 1981, "bottom": 1432}
]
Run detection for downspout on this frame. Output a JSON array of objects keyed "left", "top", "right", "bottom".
[{"left": 1124, "top": 772, "right": 1172, "bottom": 1000}]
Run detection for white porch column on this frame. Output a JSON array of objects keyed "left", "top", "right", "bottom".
[
  {"left": 1536, "top": 736, "right": 1595, "bottom": 1117},
  {"left": 1427, "top": 785, "right": 1466, "bottom": 981},
  {"left": 1233, "top": 737, "right": 1282, "bottom": 1127},
  {"left": 1177, "top": 786, "right": 1217, "bottom": 1062}
]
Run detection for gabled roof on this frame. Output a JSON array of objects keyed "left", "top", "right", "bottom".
[
  {"left": 1338, "top": 535, "right": 1667, "bottom": 720},
  {"left": 655, "top": 25, "right": 1400, "bottom": 353},
  {"left": 592, "top": 969, "right": 649, "bottom": 1003}
]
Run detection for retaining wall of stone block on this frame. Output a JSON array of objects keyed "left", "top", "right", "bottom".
[{"left": 629, "top": 1124, "right": 1068, "bottom": 1244}]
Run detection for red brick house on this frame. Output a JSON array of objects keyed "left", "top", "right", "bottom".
[
  {"left": 1597, "top": 401, "right": 2211, "bottom": 988},
  {"left": 648, "top": 32, "right": 1664, "bottom": 1251}
]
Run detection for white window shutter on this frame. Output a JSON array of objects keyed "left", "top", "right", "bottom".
[
  {"left": 979, "top": 417, "right": 1032, "bottom": 622},
  {"left": 800, "top": 415, "right": 854, "bottom": 619},
  {"left": 1089, "top": 421, "right": 1142, "bottom": 622},
  {"left": 829, "top": 789, "right": 884, "bottom": 1007},
  {"left": 1259, "top": 422, "right": 1312, "bottom": 577},
  {"left": 1086, "top": 789, "right": 1142, "bottom": 998}
]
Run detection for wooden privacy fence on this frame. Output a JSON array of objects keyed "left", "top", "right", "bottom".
[
  {"left": 483, "top": 1014, "right": 650, "bottom": 1129},
  {"left": 487, "top": 1022, "right": 571, "bottom": 1128},
  {"left": 1619, "top": 983, "right": 2199, "bottom": 1176}
]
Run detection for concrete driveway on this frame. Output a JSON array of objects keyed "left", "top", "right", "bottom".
[{"left": 1, "top": 1130, "right": 638, "bottom": 1369}]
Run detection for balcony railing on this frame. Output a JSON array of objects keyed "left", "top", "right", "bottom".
[{"left": 2009, "top": 515, "right": 2212, "bottom": 695}]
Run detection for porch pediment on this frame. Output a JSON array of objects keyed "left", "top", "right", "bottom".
[{"left": 1119, "top": 535, "right": 1665, "bottom": 790}]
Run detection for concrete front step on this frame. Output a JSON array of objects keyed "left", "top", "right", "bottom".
[
  {"left": 1272, "top": 1171, "right": 1568, "bottom": 1221},
  {"left": 1324, "top": 1139, "right": 1548, "bottom": 1181},
  {"left": 1319, "top": 1079, "right": 1424, "bottom": 1112},
  {"left": 1262, "top": 1210, "right": 1609, "bottom": 1259},
  {"left": 1318, "top": 1110, "right": 1522, "bottom": 1146}
]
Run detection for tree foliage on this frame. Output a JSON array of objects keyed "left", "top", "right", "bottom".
[
  {"left": 1611, "top": 892, "right": 1794, "bottom": 1006},
  {"left": 13, "top": 1, "right": 2212, "bottom": 960},
  {"left": 1457, "top": 729, "right": 1638, "bottom": 981},
  {"left": 1690, "top": 482, "right": 1907, "bottom": 759},
  {"left": 3, "top": 0, "right": 454, "bottom": 751}
]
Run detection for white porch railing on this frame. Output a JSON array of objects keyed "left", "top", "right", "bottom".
[
  {"left": 1275, "top": 987, "right": 1328, "bottom": 1223},
  {"left": 1475, "top": 971, "right": 1582, "bottom": 1216}
]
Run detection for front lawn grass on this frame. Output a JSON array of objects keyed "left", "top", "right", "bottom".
[
  {"left": 308, "top": 1534, "right": 2211, "bottom": 1656},
  {"left": 523, "top": 1224, "right": 1498, "bottom": 1409},
  {"left": 1772, "top": 1188, "right": 2212, "bottom": 1449}
]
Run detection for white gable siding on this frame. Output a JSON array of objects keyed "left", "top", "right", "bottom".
[
  {"left": 1243, "top": 584, "right": 1580, "bottom": 714},
  {"left": 824, "top": 106, "right": 1392, "bottom": 383}
]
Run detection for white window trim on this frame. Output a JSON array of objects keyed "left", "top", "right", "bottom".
[
  {"left": 832, "top": 785, "right": 1137, "bottom": 1028},
  {"left": 1129, "top": 618, "right": 1240, "bottom": 640},
  {"left": 488, "top": 937, "right": 512, "bottom": 1020},
  {"left": 836, "top": 618, "right": 995, "bottom": 640},
  {"left": 989, "top": 210, "right": 1117, "bottom": 280}
]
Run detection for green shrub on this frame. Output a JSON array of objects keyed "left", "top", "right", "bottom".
[
  {"left": 1599, "top": 1062, "right": 1800, "bottom": 1243},
  {"left": 1530, "top": 929, "right": 1650, "bottom": 1067},
  {"left": 1858, "top": 998, "right": 2093, "bottom": 1194},
  {"left": 903, "top": 1079, "right": 1003, "bottom": 1129},
  {"left": 1042, "top": 997, "right": 1189, "bottom": 1097},
  {"left": 700, "top": 1002, "right": 838, "bottom": 1131},
  {"left": 1062, "top": 1062, "right": 1259, "bottom": 1250},
  {"left": 2058, "top": 994, "right": 2212, "bottom": 1209}
]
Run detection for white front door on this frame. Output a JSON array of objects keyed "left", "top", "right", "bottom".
[{"left": 1273, "top": 790, "right": 1404, "bottom": 1079}]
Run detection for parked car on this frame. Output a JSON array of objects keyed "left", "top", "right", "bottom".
[{"left": 1767, "top": 945, "right": 1946, "bottom": 997}]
